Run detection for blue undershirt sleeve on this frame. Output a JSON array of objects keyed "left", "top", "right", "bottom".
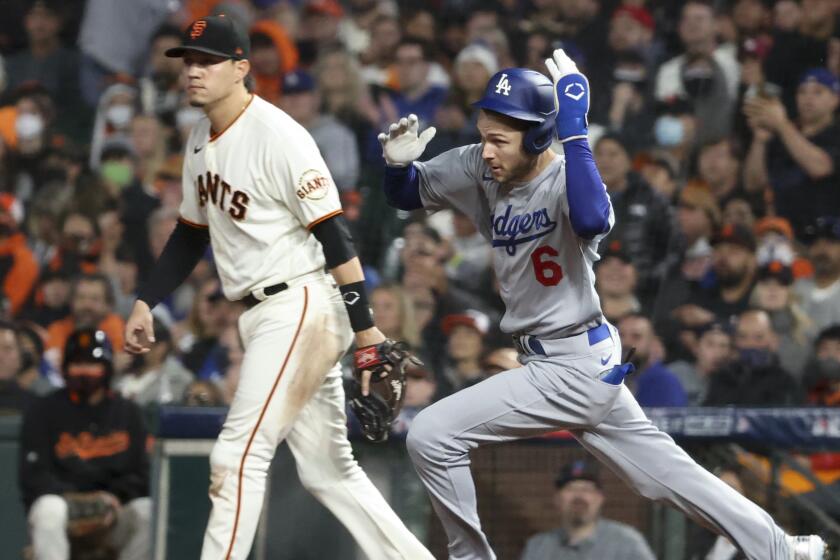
[
  {"left": 383, "top": 164, "right": 423, "bottom": 211},
  {"left": 564, "top": 139, "right": 611, "bottom": 240}
]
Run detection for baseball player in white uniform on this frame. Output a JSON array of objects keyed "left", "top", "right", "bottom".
[
  {"left": 124, "top": 16, "right": 433, "bottom": 560},
  {"left": 378, "top": 49, "right": 827, "bottom": 560}
]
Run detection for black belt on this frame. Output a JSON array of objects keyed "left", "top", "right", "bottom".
[{"left": 240, "top": 282, "right": 289, "bottom": 309}]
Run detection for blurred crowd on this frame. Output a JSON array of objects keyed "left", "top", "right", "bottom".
[{"left": 0, "top": 0, "right": 838, "bottom": 426}]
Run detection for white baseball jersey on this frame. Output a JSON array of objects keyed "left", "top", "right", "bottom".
[
  {"left": 179, "top": 95, "right": 342, "bottom": 300},
  {"left": 414, "top": 144, "right": 613, "bottom": 339}
]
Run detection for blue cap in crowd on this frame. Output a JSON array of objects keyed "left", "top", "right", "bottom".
[
  {"left": 799, "top": 68, "right": 840, "bottom": 94},
  {"left": 282, "top": 70, "right": 317, "bottom": 95}
]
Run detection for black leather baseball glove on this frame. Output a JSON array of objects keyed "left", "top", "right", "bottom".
[{"left": 349, "top": 339, "right": 421, "bottom": 442}]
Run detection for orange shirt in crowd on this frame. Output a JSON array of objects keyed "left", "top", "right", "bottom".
[
  {"left": 0, "top": 232, "right": 39, "bottom": 316},
  {"left": 46, "top": 314, "right": 125, "bottom": 359}
]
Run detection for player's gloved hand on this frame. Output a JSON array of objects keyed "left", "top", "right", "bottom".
[
  {"left": 377, "top": 114, "right": 436, "bottom": 167},
  {"left": 349, "top": 339, "right": 421, "bottom": 442},
  {"left": 545, "top": 49, "right": 590, "bottom": 143}
]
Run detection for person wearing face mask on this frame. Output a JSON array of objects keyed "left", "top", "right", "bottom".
[
  {"left": 750, "top": 260, "right": 815, "bottom": 380},
  {"left": 704, "top": 309, "right": 802, "bottom": 406},
  {"left": 652, "top": 98, "right": 698, "bottom": 171},
  {"left": 19, "top": 328, "right": 152, "bottom": 560},
  {"left": 0, "top": 193, "right": 39, "bottom": 318},
  {"left": 89, "top": 83, "right": 139, "bottom": 169},
  {"left": 595, "top": 51, "right": 657, "bottom": 151}
]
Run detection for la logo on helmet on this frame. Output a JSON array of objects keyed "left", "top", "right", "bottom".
[{"left": 495, "top": 74, "right": 511, "bottom": 96}]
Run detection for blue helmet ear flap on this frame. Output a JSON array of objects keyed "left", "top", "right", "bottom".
[{"left": 523, "top": 118, "right": 556, "bottom": 154}]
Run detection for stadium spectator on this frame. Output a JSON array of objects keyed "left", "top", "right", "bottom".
[
  {"left": 794, "top": 217, "right": 840, "bottom": 333},
  {"left": 23, "top": 269, "right": 71, "bottom": 328},
  {"left": 520, "top": 459, "right": 655, "bottom": 560},
  {"left": 381, "top": 38, "right": 448, "bottom": 129},
  {"left": 179, "top": 277, "right": 230, "bottom": 378},
  {"left": 114, "top": 318, "right": 192, "bottom": 406},
  {"left": 750, "top": 260, "right": 815, "bottom": 379},
  {"left": 754, "top": 216, "right": 812, "bottom": 279},
  {"left": 47, "top": 211, "right": 100, "bottom": 278},
  {"left": 89, "top": 83, "right": 139, "bottom": 169},
  {"left": 359, "top": 14, "right": 401, "bottom": 87},
  {"left": 743, "top": 68, "right": 840, "bottom": 236},
  {"left": 669, "top": 322, "right": 733, "bottom": 406},
  {"left": 438, "top": 309, "right": 489, "bottom": 397},
  {"left": 595, "top": 240, "right": 641, "bottom": 323},
  {"left": 0, "top": 193, "right": 38, "bottom": 317},
  {"left": 279, "top": 70, "right": 360, "bottom": 191},
  {"left": 45, "top": 273, "right": 125, "bottom": 366},
  {"left": 0, "top": 321, "right": 35, "bottom": 412},
  {"left": 680, "top": 223, "right": 758, "bottom": 327},
  {"left": 7, "top": 85, "right": 58, "bottom": 193},
  {"left": 651, "top": 98, "right": 699, "bottom": 173},
  {"left": 763, "top": 0, "right": 839, "bottom": 112},
  {"left": 638, "top": 151, "right": 681, "bottom": 203},
  {"left": 1, "top": 1, "right": 80, "bottom": 118},
  {"left": 804, "top": 325, "right": 840, "bottom": 405},
  {"left": 597, "top": 51, "right": 658, "bottom": 152},
  {"left": 617, "top": 314, "right": 687, "bottom": 407},
  {"left": 704, "top": 309, "right": 801, "bottom": 406},
  {"left": 138, "top": 24, "right": 184, "bottom": 122},
  {"left": 370, "top": 283, "right": 422, "bottom": 351},
  {"left": 19, "top": 328, "right": 151, "bottom": 559},
  {"left": 594, "top": 134, "right": 673, "bottom": 300},
  {"left": 249, "top": 19, "right": 298, "bottom": 105},
  {"left": 444, "top": 208, "right": 496, "bottom": 312},
  {"left": 696, "top": 137, "right": 750, "bottom": 208},
  {"left": 76, "top": 0, "right": 173, "bottom": 106},
  {"left": 655, "top": 0, "right": 740, "bottom": 143},
  {"left": 14, "top": 322, "right": 54, "bottom": 396}
]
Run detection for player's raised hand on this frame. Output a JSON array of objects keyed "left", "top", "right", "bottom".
[
  {"left": 124, "top": 300, "right": 155, "bottom": 354},
  {"left": 545, "top": 48, "right": 590, "bottom": 143},
  {"left": 377, "top": 114, "right": 436, "bottom": 167}
]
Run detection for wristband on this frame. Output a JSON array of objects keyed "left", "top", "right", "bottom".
[{"left": 340, "top": 281, "right": 375, "bottom": 332}]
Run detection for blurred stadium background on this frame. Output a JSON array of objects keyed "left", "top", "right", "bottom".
[{"left": 1, "top": 0, "right": 840, "bottom": 558}]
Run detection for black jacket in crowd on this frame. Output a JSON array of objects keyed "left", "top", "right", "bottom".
[
  {"left": 18, "top": 389, "right": 150, "bottom": 510},
  {"left": 599, "top": 172, "right": 674, "bottom": 300},
  {"left": 703, "top": 358, "right": 803, "bottom": 407}
]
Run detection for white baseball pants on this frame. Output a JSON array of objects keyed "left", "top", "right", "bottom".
[{"left": 200, "top": 277, "right": 433, "bottom": 560}]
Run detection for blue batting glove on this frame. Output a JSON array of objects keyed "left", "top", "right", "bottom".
[{"left": 545, "top": 49, "right": 590, "bottom": 143}]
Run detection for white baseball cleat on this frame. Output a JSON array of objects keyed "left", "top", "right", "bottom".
[{"left": 786, "top": 535, "right": 827, "bottom": 559}]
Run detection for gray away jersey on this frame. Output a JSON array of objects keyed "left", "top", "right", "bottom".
[{"left": 415, "top": 144, "right": 614, "bottom": 339}]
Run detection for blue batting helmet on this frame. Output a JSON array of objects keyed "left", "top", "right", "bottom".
[{"left": 473, "top": 68, "right": 557, "bottom": 154}]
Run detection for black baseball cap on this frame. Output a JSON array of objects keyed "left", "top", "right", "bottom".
[
  {"left": 165, "top": 15, "right": 250, "bottom": 60},
  {"left": 555, "top": 459, "right": 602, "bottom": 489}
]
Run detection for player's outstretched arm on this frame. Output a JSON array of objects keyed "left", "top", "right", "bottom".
[
  {"left": 125, "top": 220, "right": 210, "bottom": 353},
  {"left": 379, "top": 114, "right": 435, "bottom": 211},
  {"left": 545, "top": 49, "right": 611, "bottom": 240}
]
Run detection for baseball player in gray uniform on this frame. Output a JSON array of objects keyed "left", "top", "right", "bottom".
[{"left": 378, "top": 49, "right": 826, "bottom": 560}]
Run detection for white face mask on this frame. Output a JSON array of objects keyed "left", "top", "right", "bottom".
[
  {"left": 15, "top": 113, "right": 44, "bottom": 141},
  {"left": 175, "top": 107, "right": 203, "bottom": 130},
  {"left": 106, "top": 104, "right": 134, "bottom": 128}
]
